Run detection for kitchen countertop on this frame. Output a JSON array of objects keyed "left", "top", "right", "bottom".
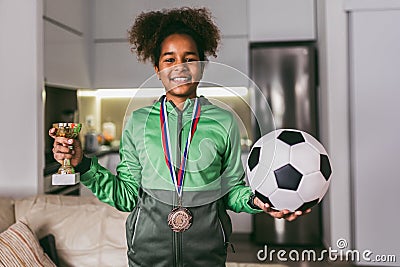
[{"left": 85, "top": 145, "right": 119, "bottom": 158}]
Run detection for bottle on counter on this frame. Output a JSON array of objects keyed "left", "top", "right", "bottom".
[
  {"left": 84, "top": 116, "right": 99, "bottom": 153},
  {"left": 102, "top": 121, "right": 116, "bottom": 146}
]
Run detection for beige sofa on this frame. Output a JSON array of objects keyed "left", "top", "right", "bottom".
[{"left": 0, "top": 194, "right": 129, "bottom": 267}]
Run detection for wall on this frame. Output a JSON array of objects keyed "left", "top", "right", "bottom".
[
  {"left": 316, "top": 0, "right": 352, "bottom": 249},
  {"left": 0, "top": 0, "right": 44, "bottom": 197}
]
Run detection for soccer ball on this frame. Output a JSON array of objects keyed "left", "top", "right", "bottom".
[{"left": 246, "top": 129, "right": 332, "bottom": 212}]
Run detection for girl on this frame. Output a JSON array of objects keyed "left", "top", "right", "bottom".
[{"left": 50, "top": 7, "right": 309, "bottom": 266}]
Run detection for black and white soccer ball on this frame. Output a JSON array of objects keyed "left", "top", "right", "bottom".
[{"left": 246, "top": 129, "right": 332, "bottom": 212}]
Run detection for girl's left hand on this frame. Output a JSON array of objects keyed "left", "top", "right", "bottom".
[{"left": 253, "top": 196, "right": 311, "bottom": 222}]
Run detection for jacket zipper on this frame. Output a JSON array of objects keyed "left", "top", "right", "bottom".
[
  {"left": 175, "top": 107, "right": 183, "bottom": 267},
  {"left": 131, "top": 208, "right": 141, "bottom": 247}
]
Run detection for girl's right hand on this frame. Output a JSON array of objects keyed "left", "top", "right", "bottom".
[{"left": 49, "top": 128, "right": 83, "bottom": 167}]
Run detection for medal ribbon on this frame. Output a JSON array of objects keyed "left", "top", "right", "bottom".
[{"left": 160, "top": 96, "right": 201, "bottom": 197}]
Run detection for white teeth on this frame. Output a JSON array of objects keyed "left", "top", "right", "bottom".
[{"left": 172, "top": 77, "right": 189, "bottom": 82}]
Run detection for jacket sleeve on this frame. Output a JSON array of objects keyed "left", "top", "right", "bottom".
[
  {"left": 80, "top": 115, "right": 141, "bottom": 212},
  {"left": 221, "top": 116, "right": 262, "bottom": 214}
]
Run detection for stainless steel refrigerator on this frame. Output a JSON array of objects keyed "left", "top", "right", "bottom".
[{"left": 250, "top": 42, "right": 321, "bottom": 246}]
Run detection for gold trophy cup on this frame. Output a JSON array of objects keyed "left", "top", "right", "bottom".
[{"left": 52, "top": 123, "right": 82, "bottom": 185}]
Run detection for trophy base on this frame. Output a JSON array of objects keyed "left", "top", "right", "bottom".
[{"left": 52, "top": 173, "right": 80, "bottom": 185}]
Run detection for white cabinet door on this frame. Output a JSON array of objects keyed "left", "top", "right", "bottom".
[
  {"left": 44, "top": 20, "right": 90, "bottom": 88},
  {"left": 203, "top": 37, "right": 249, "bottom": 87},
  {"left": 94, "top": 0, "right": 247, "bottom": 39},
  {"left": 93, "top": 42, "right": 156, "bottom": 88},
  {"left": 248, "top": 0, "right": 315, "bottom": 42},
  {"left": 145, "top": 0, "right": 247, "bottom": 37},
  {"left": 94, "top": 0, "right": 147, "bottom": 40},
  {"left": 43, "top": 0, "right": 90, "bottom": 88},
  {"left": 44, "top": 0, "right": 86, "bottom": 34}
]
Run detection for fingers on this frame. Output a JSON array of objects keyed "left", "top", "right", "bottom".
[
  {"left": 253, "top": 197, "right": 289, "bottom": 219},
  {"left": 284, "top": 213, "right": 299, "bottom": 222},
  {"left": 52, "top": 137, "right": 75, "bottom": 162},
  {"left": 53, "top": 150, "right": 74, "bottom": 160},
  {"left": 253, "top": 196, "right": 312, "bottom": 221},
  {"left": 268, "top": 209, "right": 291, "bottom": 219},
  {"left": 253, "top": 196, "right": 267, "bottom": 210},
  {"left": 282, "top": 208, "right": 312, "bottom": 221},
  {"left": 254, "top": 197, "right": 279, "bottom": 214},
  {"left": 52, "top": 144, "right": 75, "bottom": 154},
  {"left": 48, "top": 128, "right": 57, "bottom": 139},
  {"left": 49, "top": 128, "right": 75, "bottom": 145},
  {"left": 254, "top": 197, "right": 277, "bottom": 213},
  {"left": 53, "top": 136, "right": 74, "bottom": 147}
]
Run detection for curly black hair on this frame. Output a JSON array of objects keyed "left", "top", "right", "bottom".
[{"left": 128, "top": 7, "right": 221, "bottom": 67}]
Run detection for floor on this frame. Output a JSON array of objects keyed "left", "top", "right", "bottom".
[{"left": 227, "top": 234, "right": 356, "bottom": 267}]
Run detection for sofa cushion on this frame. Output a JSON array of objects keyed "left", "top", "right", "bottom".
[
  {"left": 15, "top": 195, "right": 129, "bottom": 267},
  {"left": 0, "top": 197, "right": 15, "bottom": 233},
  {"left": 0, "top": 220, "right": 56, "bottom": 267}
]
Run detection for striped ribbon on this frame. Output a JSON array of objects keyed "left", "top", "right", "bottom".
[{"left": 160, "top": 96, "right": 201, "bottom": 197}]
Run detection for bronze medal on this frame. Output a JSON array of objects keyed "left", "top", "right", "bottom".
[{"left": 167, "top": 207, "right": 193, "bottom": 232}]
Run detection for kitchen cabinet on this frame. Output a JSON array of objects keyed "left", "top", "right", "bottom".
[
  {"left": 248, "top": 0, "right": 316, "bottom": 42},
  {"left": 92, "top": 0, "right": 249, "bottom": 88},
  {"left": 93, "top": 0, "right": 146, "bottom": 40},
  {"left": 93, "top": 42, "right": 155, "bottom": 88},
  {"left": 93, "top": 37, "right": 249, "bottom": 89},
  {"left": 43, "top": 0, "right": 91, "bottom": 88},
  {"left": 93, "top": 0, "right": 317, "bottom": 88},
  {"left": 93, "top": 0, "right": 247, "bottom": 40},
  {"left": 44, "top": 20, "right": 90, "bottom": 88},
  {"left": 144, "top": 0, "right": 247, "bottom": 37},
  {"left": 202, "top": 37, "right": 249, "bottom": 87},
  {"left": 44, "top": 0, "right": 317, "bottom": 88},
  {"left": 44, "top": 0, "right": 86, "bottom": 34}
]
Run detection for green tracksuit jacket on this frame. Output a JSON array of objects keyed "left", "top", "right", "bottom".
[{"left": 79, "top": 96, "right": 261, "bottom": 266}]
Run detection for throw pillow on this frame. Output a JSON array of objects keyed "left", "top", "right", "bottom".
[{"left": 0, "top": 220, "right": 56, "bottom": 267}]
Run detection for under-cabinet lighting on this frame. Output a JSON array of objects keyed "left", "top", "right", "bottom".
[{"left": 77, "top": 87, "right": 248, "bottom": 98}]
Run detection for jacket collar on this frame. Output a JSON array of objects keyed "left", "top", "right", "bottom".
[{"left": 158, "top": 95, "right": 212, "bottom": 111}]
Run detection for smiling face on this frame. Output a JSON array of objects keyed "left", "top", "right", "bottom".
[{"left": 154, "top": 34, "right": 204, "bottom": 104}]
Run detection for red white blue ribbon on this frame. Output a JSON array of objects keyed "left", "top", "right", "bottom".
[{"left": 160, "top": 96, "right": 201, "bottom": 197}]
